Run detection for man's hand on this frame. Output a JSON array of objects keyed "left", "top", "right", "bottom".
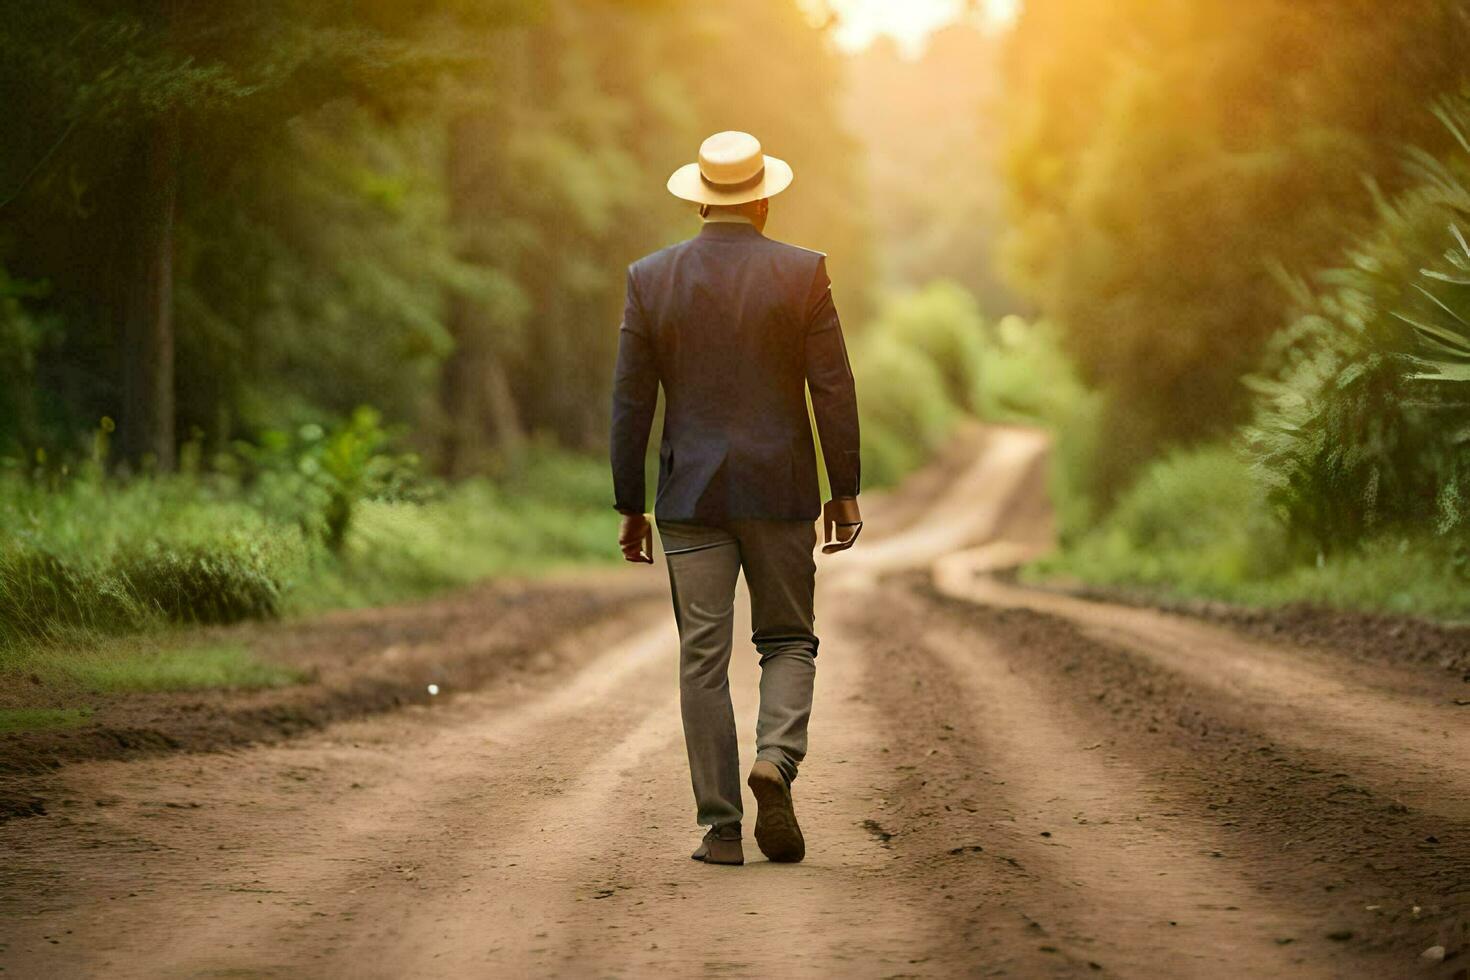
[
  {"left": 821, "top": 497, "right": 863, "bottom": 555},
  {"left": 618, "top": 512, "right": 655, "bottom": 564}
]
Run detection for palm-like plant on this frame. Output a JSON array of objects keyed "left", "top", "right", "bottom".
[
  {"left": 1245, "top": 94, "right": 1470, "bottom": 550},
  {"left": 1403, "top": 224, "right": 1470, "bottom": 383}
]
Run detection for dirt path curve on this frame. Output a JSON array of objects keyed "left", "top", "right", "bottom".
[{"left": 2, "top": 426, "right": 1466, "bottom": 978}]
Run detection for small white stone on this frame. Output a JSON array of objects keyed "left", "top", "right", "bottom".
[
  {"left": 1420, "top": 946, "right": 1445, "bottom": 963},
  {"left": 427, "top": 684, "right": 440, "bottom": 696}
]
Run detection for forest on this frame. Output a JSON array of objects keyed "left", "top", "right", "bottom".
[
  {"left": 8, "top": 5, "right": 1470, "bottom": 973},
  {"left": 3, "top": 0, "right": 1470, "bottom": 657}
]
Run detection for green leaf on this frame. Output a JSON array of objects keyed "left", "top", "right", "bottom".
[{"left": 1393, "top": 311, "right": 1470, "bottom": 357}]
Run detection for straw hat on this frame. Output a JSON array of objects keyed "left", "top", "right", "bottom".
[{"left": 666, "top": 131, "right": 794, "bottom": 206}]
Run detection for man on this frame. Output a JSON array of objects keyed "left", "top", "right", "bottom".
[{"left": 610, "top": 131, "right": 862, "bottom": 867}]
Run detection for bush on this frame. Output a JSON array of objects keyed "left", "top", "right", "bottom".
[
  {"left": 976, "top": 316, "right": 1085, "bottom": 425},
  {"left": 876, "top": 281, "right": 987, "bottom": 411},
  {"left": 1246, "top": 95, "right": 1470, "bottom": 554},
  {"left": 852, "top": 282, "right": 993, "bottom": 488},
  {"left": 1031, "top": 446, "right": 1290, "bottom": 594},
  {"left": 0, "top": 428, "right": 620, "bottom": 651},
  {"left": 233, "top": 407, "right": 424, "bottom": 552},
  {"left": 1029, "top": 442, "right": 1470, "bottom": 618},
  {"left": 855, "top": 333, "right": 960, "bottom": 487}
]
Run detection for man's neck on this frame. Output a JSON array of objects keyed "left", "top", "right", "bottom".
[{"left": 702, "top": 211, "right": 754, "bottom": 225}]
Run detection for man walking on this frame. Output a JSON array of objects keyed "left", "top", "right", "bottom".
[{"left": 610, "top": 131, "right": 862, "bottom": 866}]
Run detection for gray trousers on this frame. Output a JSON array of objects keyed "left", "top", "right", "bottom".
[{"left": 658, "top": 519, "right": 819, "bottom": 828}]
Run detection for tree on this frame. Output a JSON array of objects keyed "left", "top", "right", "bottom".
[
  {"left": 1003, "top": 0, "right": 1470, "bottom": 502},
  {"left": 0, "top": 0, "right": 466, "bottom": 465}
]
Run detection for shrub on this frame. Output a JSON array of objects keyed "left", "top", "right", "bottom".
[
  {"left": 1246, "top": 95, "right": 1470, "bottom": 554},
  {"left": 854, "top": 332, "right": 959, "bottom": 487},
  {"left": 850, "top": 282, "right": 998, "bottom": 488},
  {"left": 876, "top": 281, "right": 987, "bottom": 411},
  {"left": 235, "top": 407, "right": 424, "bottom": 552},
  {"left": 976, "top": 316, "right": 1088, "bottom": 426},
  {"left": 1031, "top": 446, "right": 1290, "bottom": 594}
]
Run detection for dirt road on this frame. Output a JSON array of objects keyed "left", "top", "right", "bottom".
[{"left": 3, "top": 427, "right": 1468, "bottom": 978}]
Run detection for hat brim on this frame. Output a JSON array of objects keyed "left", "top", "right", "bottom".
[{"left": 666, "top": 155, "right": 794, "bottom": 206}]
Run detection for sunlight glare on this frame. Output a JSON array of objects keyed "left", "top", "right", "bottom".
[{"left": 830, "top": 0, "right": 1019, "bottom": 54}]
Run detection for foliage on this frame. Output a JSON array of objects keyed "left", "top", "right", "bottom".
[
  {"left": 1030, "top": 446, "right": 1289, "bottom": 593},
  {"left": 1245, "top": 94, "right": 1470, "bottom": 553},
  {"left": 0, "top": 435, "right": 619, "bottom": 651},
  {"left": 1028, "top": 445, "right": 1470, "bottom": 619},
  {"left": 1003, "top": 0, "right": 1470, "bottom": 502},
  {"left": 975, "top": 316, "right": 1088, "bottom": 426},
  {"left": 0, "top": 708, "right": 93, "bottom": 734},
  {"left": 234, "top": 408, "right": 424, "bottom": 552},
  {"left": 873, "top": 281, "right": 987, "bottom": 412},
  {"left": 852, "top": 283, "right": 984, "bottom": 487},
  {"left": 0, "top": 0, "right": 868, "bottom": 471}
]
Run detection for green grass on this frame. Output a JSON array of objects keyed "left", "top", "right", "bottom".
[
  {"left": 3, "top": 641, "right": 303, "bottom": 694},
  {"left": 52, "top": 644, "right": 302, "bottom": 693},
  {"left": 0, "top": 707, "right": 93, "bottom": 733},
  {"left": 854, "top": 282, "right": 993, "bottom": 488},
  {"left": 293, "top": 451, "right": 622, "bottom": 612},
  {"left": 1028, "top": 444, "right": 1470, "bottom": 620},
  {"left": 0, "top": 444, "right": 622, "bottom": 651}
]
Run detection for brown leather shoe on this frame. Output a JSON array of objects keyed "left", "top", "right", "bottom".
[
  {"left": 748, "top": 760, "right": 805, "bottom": 863},
  {"left": 691, "top": 823, "right": 743, "bottom": 865}
]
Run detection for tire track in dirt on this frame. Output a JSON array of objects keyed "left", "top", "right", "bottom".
[
  {"left": 5, "top": 425, "right": 1465, "bottom": 977},
  {"left": 0, "top": 611, "right": 679, "bottom": 976},
  {"left": 934, "top": 561, "right": 1470, "bottom": 828},
  {"left": 851, "top": 586, "right": 1370, "bottom": 978},
  {"left": 1, "top": 557, "right": 952, "bottom": 978},
  {"left": 924, "top": 588, "right": 1470, "bottom": 966}
]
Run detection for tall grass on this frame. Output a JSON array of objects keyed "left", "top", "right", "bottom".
[
  {"left": 1, "top": 285, "right": 997, "bottom": 658},
  {"left": 0, "top": 473, "right": 299, "bottom": 648},
  {"left": 0, "top": 432, "right": 620, "bottom": 655}
]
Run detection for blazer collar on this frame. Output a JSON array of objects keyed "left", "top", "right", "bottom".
[{"left": 697, "top": 222, "right": 764, "bottom": 241}]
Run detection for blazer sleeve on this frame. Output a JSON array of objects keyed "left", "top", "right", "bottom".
[
  {"left": 804, "top": 255, "right": 861, "bottom": 499},
  {"left": 610, "top": 265, "right": 660, "bottom": 515}
]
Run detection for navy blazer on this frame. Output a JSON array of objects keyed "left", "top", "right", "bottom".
[{"left": 610, "top": 221, "right": 860, "bottom": 522}]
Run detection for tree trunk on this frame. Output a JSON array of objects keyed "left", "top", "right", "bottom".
[
  {"left": 119, "top": 113, "right": 180, "bottom": 470},
  {"left": 438, "top": 112, "right": 524, "bottom": 477}
]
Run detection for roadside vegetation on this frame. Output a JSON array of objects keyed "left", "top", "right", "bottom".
[
  {"left": 0, "top": 410, "right": 619, "bottom": 713},
  {"left": 0, "top": 1, "right": 856, "bottom": 717},
  {"left": 1004, "top": 94, "right": 1470, "bottom": 620},
  {"left": 8, "top": 0, "right": 1470, "bottom": 735},
  {"left": 854, "top": 282, "right": 987, "bottom": 487}
]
